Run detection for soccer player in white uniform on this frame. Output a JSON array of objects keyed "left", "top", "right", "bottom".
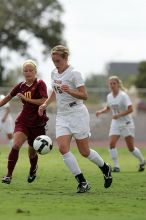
[
  {"left": 39, "top": 45, "right": 112, "bottom": 193},
  {"left": 0, "top": 95, "right": 14, "bottom": 147},
  {"left": 96, "top": 76, "right": 145, "bottom": 172}
]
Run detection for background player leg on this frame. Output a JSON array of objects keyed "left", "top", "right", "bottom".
[
  {"left": 125, "top": 136, "right": 145, "bottom": 172},
  {"left": 109, "top": 135, "right": 120, "bottom": 172}
]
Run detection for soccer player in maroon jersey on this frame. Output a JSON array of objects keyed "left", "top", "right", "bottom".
[{"left": 0, "top": 60, "right": 48, "bottom": 184}]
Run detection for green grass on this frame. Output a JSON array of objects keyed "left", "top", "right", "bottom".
[{"left": 0, "top": 145, "right": 146, "bottom": 220}]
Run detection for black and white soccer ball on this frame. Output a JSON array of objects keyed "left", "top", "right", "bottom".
[{"left": 33, "top": 135, "right": 53, "bottom": 155}]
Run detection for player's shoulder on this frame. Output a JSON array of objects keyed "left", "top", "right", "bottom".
[
  {"left": 107, "top": 92, "right": 112, "bottom": 99},
  {"left": 36, "top": 79, "right": 46, "bottom": 86},
  {"left": 51, "top": 66, "right": 82, "bottom": 78},
  {"left": 120, "top": 90, "right": 129, "bottom": 98},
  {"left": 37, "top": 78, "right": 45, "bottom": 83},
  {"left": 14, "top": 81, "right": 25, "bottom": 89},
  {"left": 68, "top": 67, "right": 84, "bottom": 82},
  {"left": 69, "top": 66, "right": 81, "bottom": 75}
]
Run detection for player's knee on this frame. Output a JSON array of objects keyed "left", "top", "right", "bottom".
[
  {"left": 109, "top": 143, "right": 116, "bottom": 148},
  {"left": 12, "top": 144, "right": 21, "bottom": 150},
  {"left": 80, "top": 151, "right": 90, "bottom": 158},
  {"left": 128, "top": 146, "right": 134, "bottom": 152},
  {"left": 59, "top": 147, "right": 69, "bottom": 155},
  {"left": 12, "top": 141, "right": 23, "bottom": 150}
]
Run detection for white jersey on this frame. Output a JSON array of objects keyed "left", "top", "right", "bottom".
[
  {"left": 51, "top": 65, "right": 85, "bottom": 115},
  {"left": 107, "top": 90, "right": 135, "bottom": 128},
  {"left": 0, "top": 97, "right": 14, "bottom": 134},
  {"left": 0, "top": 101, "right": 11, "bottom": 120}
]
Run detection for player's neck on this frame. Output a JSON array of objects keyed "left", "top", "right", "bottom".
[
  {"left": 26, "top": 80, "right": 34, "bottom": 86},
  {"left": 58, "top": 64, "right": 69, "bottom": 74},
  {"left": 112, "top": 90, "right": 119, "bottom": 97}
]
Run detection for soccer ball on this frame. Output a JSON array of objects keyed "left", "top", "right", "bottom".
[{"left": 33, "top": 135, "right": 53, "bottom": 155}]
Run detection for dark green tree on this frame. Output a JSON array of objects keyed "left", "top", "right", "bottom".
[
  {"left": 0, "top": 0, "right": 65, "bottom": 85},
  {"left": 135, "top": 61, "right": 146, "bottom": 88}
]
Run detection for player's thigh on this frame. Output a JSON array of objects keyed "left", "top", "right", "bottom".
[
  {"left": 76, "top": 137, "right": 90, "bottom": 157},
  {"left": 57, "top": 135, "right": 72, "bottom": 154},
  {"left": 13, "top": 131, "right": 27, "bottom": 149},
  {"left": 125, "top": 135, "right": 134, "bottom": 151},
  {"left": 109, "top": 134, "right": 120, "bottom": 147}
]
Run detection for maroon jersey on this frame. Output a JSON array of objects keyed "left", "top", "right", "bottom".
[{"left": 10, "top": 78, "right": 48, "bottom": 127}]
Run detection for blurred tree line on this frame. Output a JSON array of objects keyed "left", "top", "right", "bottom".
[
  {"left": 84, "top": 61, "right": 146, "bottom": 104},
  {"left": 135, "top": 61, "right": 146, "bottom": 89},
  {"left": 0, "top": 0, "right": 65, "bottom": 86},
  {"left": 85, "top": 61, "right": 146, "bottom": 90}
]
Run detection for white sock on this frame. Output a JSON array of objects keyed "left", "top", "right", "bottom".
[
  {"left": 109, "top": 148, "right": 119, "bottom": 168},
  {"left": 87, "top": 149, "right": 104, "bottom": 167},
  {"left": 131, "top": 147, "right": 145, "bottom": 164},
  {"left": 62, "top": 151, "right": 81, "bottom": 176}
]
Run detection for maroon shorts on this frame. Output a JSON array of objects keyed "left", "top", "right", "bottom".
[{"left": 14, "top": 123, "right": 46, "bottom": 147}]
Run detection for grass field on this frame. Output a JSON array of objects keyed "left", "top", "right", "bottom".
[{"left": 0, "top": 145, "right": 146, "bottom": 220}]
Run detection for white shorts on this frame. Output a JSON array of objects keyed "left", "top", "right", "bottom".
[
  {"left": 0, "top": 117, "right": 14, "bottom": 134},
  {"left": 109, "top": 126, "right": 135, "bottom": 138},
  {"left": 56, "top": 106, "right": 90, "bottom": 139}
]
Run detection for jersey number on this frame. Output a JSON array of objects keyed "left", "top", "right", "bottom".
[
  {"left": 112, "top": 105, "right": 119, "bottom": 114},
  {"left": 24, "top": 91, "right": 31, "bottom": 99},
  {"left": 54, "top": 85, "right": 62, "bottom": 94}
]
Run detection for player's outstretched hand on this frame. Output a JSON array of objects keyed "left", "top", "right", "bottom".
[{"left": 38, "top": 104, "right": 47, "bottom": 116}]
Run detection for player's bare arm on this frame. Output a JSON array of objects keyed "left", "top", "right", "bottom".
[
  {"left": 113, "top": 105, "right": 133, "bottom": 119},
  {"left": 0, "top": 94, "right": 12, "bottom": 107},
  {"left": 17, "top": 93, "right": 47, "bottom": 105},
  {"left": 38, "top": 91, "right": 56, "bottom": 116},
  {"left": 96, "top": 106, "right": 110, "bottom": 117},
  {"left": 61, "top": 85, "right": 88, "bottom": 100},
  {"left": 44, "top": 91, "right": 56, "bottom": 106}
]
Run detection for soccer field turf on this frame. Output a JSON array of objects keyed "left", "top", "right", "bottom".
[{"left": 0, "top": 145, "right": 146, "bottom": 220}]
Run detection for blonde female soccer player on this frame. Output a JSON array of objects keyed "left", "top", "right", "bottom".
[
  {"left": 96, "top": 76, "right": 145, "bottom": 172},
  {"left": 39, "top": 45, "right": 112, "bottom": 193},
  {"left": 0, "top": 60, "right": 48, "bottom": 184}
]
